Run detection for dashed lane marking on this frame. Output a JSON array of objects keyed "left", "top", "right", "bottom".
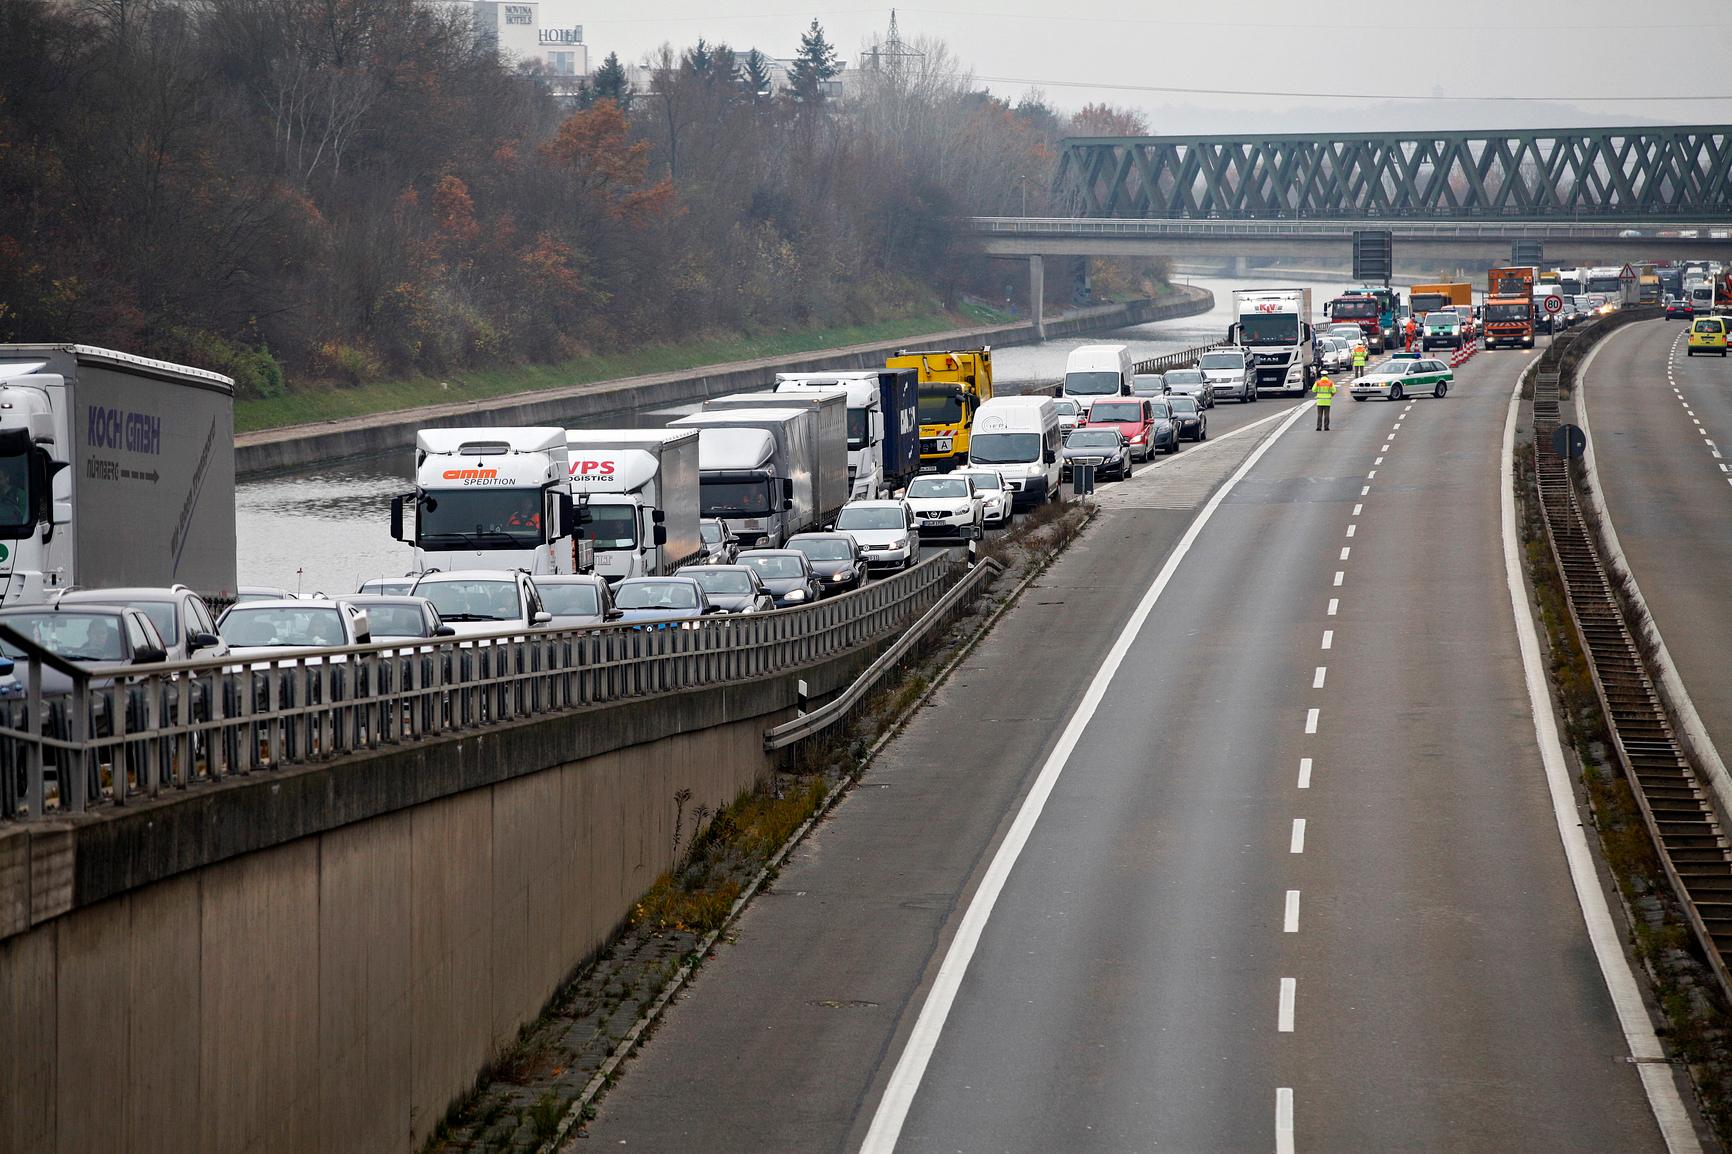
[
  {"left": 1304, "top": 708, "right": 1320, "bottom": 733},
  {"left": 1327, "top": 598, "right": 1338, "bottom": 615},
  {"left": 1278, "top": 978, "right": 1297, "bottom": 1032},
  {"left": 1297, "top": 758, "right": 1312, "bottom": 789},
  {"left": 1284, "top": 891, "right": 1301, "bottom": 933},
  {"left": 1313, "top": 666, "right": 1327, "bottom": 689},
  {"left": 1290, "top": 819, "right": 1307, "bottom": 852}
]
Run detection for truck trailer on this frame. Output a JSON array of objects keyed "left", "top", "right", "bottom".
[
  {"left": 565, "top": 429, "right": 701, "bottom": 581},
  {"left": 774, "top": 369, "right": 920, "bottom": 499},
  {"left": 671, "top": 408, "right": 822, "bottom": 548},
  {"left": 0, "top": 344, "right": 237, "bottom": 605},
  {"left": 701, "top": 391, "right": 849, "bottom": 528}
]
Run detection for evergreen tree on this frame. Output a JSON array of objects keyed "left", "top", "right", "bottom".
[
  {"left": 684, "top": 38, "right": 713, "bottom": 79},
  {"left": 588, "top": 51, "right": 632, "bottom": 109},
  {"left": 787, "top": 19, "right": 840, "bottom": 103},
  {"left": 739, "top": 49, "right": 772, "bottom": 100}
]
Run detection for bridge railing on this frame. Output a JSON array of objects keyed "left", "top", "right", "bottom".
[
  {"left": 968, "top": 216, "right": 1726, "bottom": 241},
  {"left": 1133, "top": 341, "right": 1225, "bottom": 376},
  {"left": 0, "top": 554, "right": 967, "bottom": 822}
]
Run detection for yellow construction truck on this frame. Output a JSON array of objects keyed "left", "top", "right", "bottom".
[{"left": 886, "top": 346, "right": 994, "bottom": 474}]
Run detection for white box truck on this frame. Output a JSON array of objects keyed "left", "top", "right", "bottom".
[
  {"left": 0, "top": 344, "right": 237, "bottom": 605},
  {"left": 565, "top": 429, "right": 702, "bottom": 581},
  {"left": 671, "top": 409, "right": 817, "bottom": 548},
  {"left": 391, "top": 427, "right": 579, "bottom": 575},
  {"left": 1228, "top": 289, "right": 1314, "bottom": 395},
  {"left": 700, "top": 391, "right": 848, "bottom": 528},
  {"left": 773, "top": 369, "right": 920, "bottom": 499}
]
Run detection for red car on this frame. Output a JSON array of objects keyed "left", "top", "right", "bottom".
[{"left": 1084, "top": 397, "right": 1167, "bottom": 461}]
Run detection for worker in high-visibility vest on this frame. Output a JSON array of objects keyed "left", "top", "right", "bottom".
[
  {"left": 1351, "top": 343, "right": 1368, "bottom": 377},
  {"left": 1314, "top": 373, "right": 1338, "bottom": 430},
  {"left": 1404, "top": 316, "right": 1418, "bottom": 351}
]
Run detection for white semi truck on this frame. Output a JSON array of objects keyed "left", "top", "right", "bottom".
[
  {"left": 773, "top": 369, "right": 920, "bottom": 500},
  {"left": 565, "top": 429, "right": 702, "bottom": 581},
  {"left": 1228, "top": 288, "right": 1315, "bottom": 395},
  {"left": 700, "top": 391, "right": 849, "bottom": 526},
  {"left": 391, "top": 426, "right": 579, "bottom": 575},
  {"left": 671, "top": 408, "right": 822, "bottom": 549},
  {"left": 0, "top": 344, "right": 237, "bottom": 605}
]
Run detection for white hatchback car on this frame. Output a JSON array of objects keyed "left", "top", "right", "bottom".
[
  {"left": 903, "top": 474, "right": 984, "bottom": 539},
  {"left": 951, "top": 467, "right": 1011, "bottom": 527},
  {"left": 834, "top": 500, "right": 919, "bottom": 570}
]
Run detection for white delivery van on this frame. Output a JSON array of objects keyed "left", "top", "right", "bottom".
[
  {"left": 1061, "top": 344, "right": 1134, "bottom": 405},
  {"left": 968, "top": 396, "right": 1062, "bottom": 509}
]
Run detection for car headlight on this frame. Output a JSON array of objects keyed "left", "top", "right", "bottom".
[
  {"left": 785, "top": 589, "right": 807, "bottom": 602},
  {"left": 830, "top": 571, "right": 849, "bottom": 582},
  {"left": 953, "top": 506, "right": 971, "bottom": 516}
]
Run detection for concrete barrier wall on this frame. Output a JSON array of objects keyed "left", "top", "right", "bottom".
[
  {"left": 236, "top": 286, "right": 1215, "bottom": 475},
  {"left": 0, "top": 716, "right": 772, "bottom": 1154}
]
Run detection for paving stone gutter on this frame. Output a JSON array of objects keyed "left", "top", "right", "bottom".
[{"left": 235, "top": 286, "right": 1214, "bottom": 476}]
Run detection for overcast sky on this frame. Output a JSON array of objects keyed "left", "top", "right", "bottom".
[{"left": 543, "top": 0, "right": 1732, "bottom": 133}]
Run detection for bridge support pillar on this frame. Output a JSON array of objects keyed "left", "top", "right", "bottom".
[
  {"left": 1028, "top": 255, "right": 1045, "bottom": 341},
  {"left": 1225, "top": 253, "right": 1250, "bottom": 277}
]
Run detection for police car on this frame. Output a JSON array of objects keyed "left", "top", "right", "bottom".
[{"left": 1349, "top": 354, "right": 1453, "bottom": 401}]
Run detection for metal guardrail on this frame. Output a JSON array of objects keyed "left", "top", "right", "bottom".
[
  {"left": 1133, "top": 341, "right": 1224, "bottom": 376},
  {"left": 1528, "top": 308, "right": 1732, "bottom": 1004},
  {"left": 969, "top": 216, "right": 1731, "bottom": 242},
  {"left": 0, "top": 555, "right": 967, "bottom": 822},
  {"left": 764, "top": 558, "right": 1003, "bottom": 750}
]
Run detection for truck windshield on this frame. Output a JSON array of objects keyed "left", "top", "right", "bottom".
[
  {"left": 0, "top": 448, "right": 31, "bottom": 535},
  {"left": 418, "top": 488, "right": 544, "bottom": 549},
  {"left": 1329, "top": 299, "right": 1377, "bottom": 320},
  {"left": 919, "top": 390, "right": 962, "bottom": 424},
  {"left": 968, "top": 433, "right": 1040, "bottom": 464},
  {"left": 1485, "top": 302, "right": 1530, "bottom": 322},
  {"left": 1410, "top": 293, "right": 1450, "bottom": 314},
  {"left": 1063, "top": 371, "right": 1121, "bottom": 397},
  {"left": 701, "top": 481, "right": 773, "bottom": 517},
  {"left": 1586, "top": 276, "right": 1621, "bottom": 294},
  {"left": 581, "top": 504, "right": 638, "bottom": 551},
  {"left": 846, "top": 408, "right": 869, "bottom": 451},
  {"left": 1560, "top": 278, "right": 1583, "bottom": 295},
  {"left": 1237, "top": 314, "right": 1298, "bottom": 345}
]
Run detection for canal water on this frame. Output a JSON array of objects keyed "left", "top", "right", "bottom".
[{"left": 236, "top": 274, "right": 1364, "bottom": 593}]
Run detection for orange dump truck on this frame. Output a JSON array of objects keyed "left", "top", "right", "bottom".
[{"left": 1483, "top": 266, "right": 1536, "bottom": 349}]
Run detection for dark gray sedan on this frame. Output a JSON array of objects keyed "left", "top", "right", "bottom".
[
  {"left": 1061, "top": 427, "right": 1133, "bottom": 481},
  {"left": 675, "top": 565, "right": 774, "bottom": 614},
  {"left": 787, "top": 533, "right": 868, "bottom": 596},
  {"left": 1143, "top": 398, "right": 1182, "bottom": 453},
  {"left": 738, "top": 549, "right": 824, "bottom": 608},
  {"left": 1166, "top": 393, "right": 1208, "bottom": 442}
]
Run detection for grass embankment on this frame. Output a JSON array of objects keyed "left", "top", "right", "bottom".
[{"left": 236, "top": 306, "right": 1014, "bottom": 434}]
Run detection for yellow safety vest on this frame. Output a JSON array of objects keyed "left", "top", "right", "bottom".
[
  {"left": 1352, "top": 347, "right": 1367, "bottom": 367},
  {"left": 1315, "top": 377, "right": 1337, "bottom": 405}
]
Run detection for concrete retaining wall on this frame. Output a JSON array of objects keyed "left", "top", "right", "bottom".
[
  {"left": 0, "top": 641, "right": 887, "bottom": 1154},
  {"left": 236, "top": 286, "right": 1214, "bottom": 476}
]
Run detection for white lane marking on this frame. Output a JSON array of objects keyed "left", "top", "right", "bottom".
[
  {"left": 1381, "top": 442, "right": 1392, "bottom": 451},
  {"left": 1304, "top": 708, "right": 1320, "bottom": 733},
  {"left": 1502, "top": 357, "right": 1703, "bottom": 1154},
  {"left": 1333, "top": 571, "right": 1344, "bottom": 587},
  {"left": 1352, "top": 503, "right": 1363, "bottom": 515},
  {"left": 859, "top": 400, "right": 1316, "bottom": 1154},
  {"left": 1284, "top": 891, "right": 1301, "bottom": 933},
  {"left": 1321, "top": 630, "right": 1334, "bottom": 649},
  {"left": 1360, "top": 485, "right": 1371, "bottom": 496},
  {"left": 1290, "top": 819, "right": 1307, "bottom": 852},
  {"left": 1346, "top": 524, "right": 1357, "bottom": 537},
  {"left": 1339, "top": 546, "right": 1351, "bottom": 560},
  {"left": 1367, "top": 469, "right": 1377, "bottom": 478},
  {"left": 1278, "top": 978, "right": 1297, "bottom": 1031},
  {"left": 1327, "top": 598, "right": 1339, "bottom": 616},
  {"left": 1374, "top": 456, "right": 1384, "bottom": 465},
  {"left": 1297, "top": 758, "right": 1313, "bottom": 789},
  {"left": 1393, "top": 422, "right": 1403, "bottom": 429},
  {"left": 1276, "top": 1089, "right": 1295, "bottom": 1154},
  {"left": 1313, "top": 666, "right": 1327, "bottom": 689}
]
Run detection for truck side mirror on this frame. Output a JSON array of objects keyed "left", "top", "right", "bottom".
[
  {"left": 652, "top": 508, "right": 665, "bottom": 524},
  {"left": 653, "top": 525, "right": 668, "bottom": 546},
  {"left": 782, "top": 478, "right": 795, "bottom": 501},
  {"left": 554, "top": 492, "right": 576, "bottom": 537},
  {"left": 390, "top": 495, "right": 407, "bottom": 542}
]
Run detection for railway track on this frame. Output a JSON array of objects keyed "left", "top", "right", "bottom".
[{"left": 1531, "top": 334, "right": 1732, "bottom": 999}]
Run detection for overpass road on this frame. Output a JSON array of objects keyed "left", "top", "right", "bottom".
[
  {"left": 1580, "top": 319, "right": 1732, "bottom": 786},
  {"left": 585, "top": 350, "right": 1684, "bottom": 1152}
]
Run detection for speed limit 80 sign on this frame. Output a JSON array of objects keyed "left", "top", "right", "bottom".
[{"left": 1543, "top": 294, "right": 1564, "bottom": 315}]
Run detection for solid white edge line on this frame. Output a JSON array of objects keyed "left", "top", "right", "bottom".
[
  {"left": 1297, "top": 758, "right": 1312, "bottom": 789},
  {"left": 1284, "top": 890, "right": 1301, "bottom": 932},
  {"left": 857, "top": 398, "right": 1317, "bottom": 1154},
  {"left": 1577, "top": 329, "right": 1732, "bottom": 836},
  {"left": 1500, "top": 356, "right": 1702, "bottom": 1154},
  {"left": 1277, "top": 978, "right": 1297, "bottom": 1032},
  {"left": 1290, "top": 818, "right": 1307, "bottom": 853},
  {"left": 1276, "top": 1088, "right": 1295, "bottom": 1154}
]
